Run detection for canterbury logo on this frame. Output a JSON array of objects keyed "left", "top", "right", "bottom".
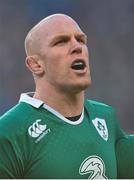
[{"left": 28, "top": 119, "right": 47, "bottom": 138}]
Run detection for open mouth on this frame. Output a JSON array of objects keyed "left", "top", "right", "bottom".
[{"left": 71, "top": 59, "right": 86, "bottom": 70}]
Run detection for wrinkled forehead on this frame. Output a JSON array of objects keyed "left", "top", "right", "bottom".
[
  {"left": 39, "top": 15, "right": 84, "bottom": 38},
  {"left": 25, "top": 15, "right": 85, "bottom": 55}
]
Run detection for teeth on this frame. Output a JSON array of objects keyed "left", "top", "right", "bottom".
[
  {"left": 71, "top": 60, "right": 86, "bottom": 70},
  {"left": 74, "top": 62, "right": 83, "bottom": 66}
]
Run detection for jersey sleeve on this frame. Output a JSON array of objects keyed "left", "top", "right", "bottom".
[
  {"left": 116, "top": 134, "right": 134, "bottom": 179},
  {"left": 109, "top": 107, "right": 134, "bottom": 178},
  {"left": 113, "top": 108, "right": 134, "bottom": 178}
]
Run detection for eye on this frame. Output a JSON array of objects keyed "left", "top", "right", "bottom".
[{"left": 77, "top": 37, "right": 87, "bottom": 44}]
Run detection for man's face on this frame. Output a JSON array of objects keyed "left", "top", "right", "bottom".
[{"left": 39, "top": 16, "right": 91, "bottom": 93}]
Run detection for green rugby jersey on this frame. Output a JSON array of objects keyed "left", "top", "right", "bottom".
[
  {"left": 0, "top": 93, "right": 125, "bottom": 179},
  {"left": 116, "top": 134, "right": 134, "bottom": 179}
]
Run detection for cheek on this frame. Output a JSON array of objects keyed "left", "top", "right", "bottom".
[
  {"left": 85, "top": 47, "right": 89, "bottom": 58},
  {"left": 45, "top": 60, "right": 64, "bottom": 79},
  {"left": 46, "top": 53, "right": 67, "bottom": 71},
  {"left": 43, "top": 49, "right": 69, "bottom": 78}
]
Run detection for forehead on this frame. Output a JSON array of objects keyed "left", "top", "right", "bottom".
[{"left": 40, "top": 16, "right": 84, "bottom": 38}]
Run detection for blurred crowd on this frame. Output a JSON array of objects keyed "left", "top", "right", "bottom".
[{"left": 0, "top": 0, "right": 134, "bottom": 133}]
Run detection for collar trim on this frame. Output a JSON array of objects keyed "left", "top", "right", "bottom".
[
  {"left": 19, "top": 92, "right": 84, "bottom": 125},
  {"left": 19, "top": 92, "right": 44, "bottom": 108},
  {"left": 43, "top": 103, "right": 84, "bottom": 125}
]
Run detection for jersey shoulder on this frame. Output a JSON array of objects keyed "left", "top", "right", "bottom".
[
  {"left": 85, "top": 99, "right": 124, "bottom": 138},
  {"left": 85, "top": 99, "right": 114, "bottom": 113},
  {"left": 0, "top": 102, "right": 37, "bottom": 137}
]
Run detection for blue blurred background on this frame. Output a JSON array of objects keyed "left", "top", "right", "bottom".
[{"left": 0, "top": 0, "right": 134, "bottom": 133}]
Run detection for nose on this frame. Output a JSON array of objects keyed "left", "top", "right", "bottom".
[{"left": 70, "top": 38, "right": 82, "bottom": 54}]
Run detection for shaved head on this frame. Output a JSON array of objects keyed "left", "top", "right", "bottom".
[
  {"left": 25, "top": 14, "right": 80, "bottom": 56},
  {"left": 24, "top": 13, "right": 90, "bottom": 98}
]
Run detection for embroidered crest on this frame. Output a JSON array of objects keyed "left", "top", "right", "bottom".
[{"left": 92, "top": 118, "right": 108, "bottom": 141}]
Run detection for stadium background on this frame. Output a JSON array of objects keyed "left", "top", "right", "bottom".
[{"left": 0, "top": 0, "right": 134, "bottom": 133}]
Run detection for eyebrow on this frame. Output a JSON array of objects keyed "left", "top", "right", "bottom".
[
  {"left": 76, "top": 33, "right": 87, "bottom": 39},
  {"left": 76, "top": 34, "right": 87, "bottom": 41}
]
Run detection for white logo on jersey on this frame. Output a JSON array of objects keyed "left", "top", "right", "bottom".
[
  {"left": 79, "top": 155, "right": 107, "bottom": 179},
  {"left": 92, "top": 118, "right": 108, "bottom": 141},
  {"left": 28, "top": 119, "right": 50, "bottom": 143}
]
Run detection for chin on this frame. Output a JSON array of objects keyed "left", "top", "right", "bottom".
[
  {"left": 58, "top": 77, "right": 91, "bottom": 94},
  {"left": 79, "top": 82, "right": 90, "bottom": 91},
  {"left": 72, "top": 79, "right": 91, "bottom": 93}
]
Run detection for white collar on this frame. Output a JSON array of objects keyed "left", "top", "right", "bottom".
[
  {"left": 19, "top": 92, "right": 84, "bottom": 125},
  {"left": 19, "top": 92, "right": 44, "bottom": 108}
]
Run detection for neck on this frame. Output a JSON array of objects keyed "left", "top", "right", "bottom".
[{"left": 34, "top": 85, "right": 85, "bottom": 117}]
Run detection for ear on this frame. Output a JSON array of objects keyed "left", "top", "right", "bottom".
[{"left": 25, "top": 55, "right": 44, "bottom": 76}]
